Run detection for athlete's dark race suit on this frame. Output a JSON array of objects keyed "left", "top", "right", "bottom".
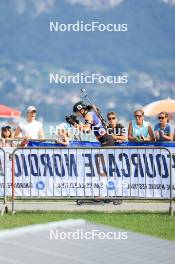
[{"left": 86, "top": 111, "right": 115, "bottom": 147}]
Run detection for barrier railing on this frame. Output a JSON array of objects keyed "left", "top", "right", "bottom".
[
  {"left": 9, "top": 146, "right": 174, "bottom": 215},
  {"left": 0, "top": 147, "right": 7, "bottom": 216}
]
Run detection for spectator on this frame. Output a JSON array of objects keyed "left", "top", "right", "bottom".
[
  {"left": 107, "top": 112, "right": 126, "bottom": 143},
  {"left": 154, "top": 111, "right": 174, "bottom": 142},
  {"left": 14, "top": 106, "right": 45, "bottom": 141},
  {"left": 128, "top": 109, "right": 154, "bottom": 142},
  {"left": 55, "top": 123, "right": 70, "bottom": 146},
  {"left": 0, "top": 126, "right": 14, "bottom": 147}
]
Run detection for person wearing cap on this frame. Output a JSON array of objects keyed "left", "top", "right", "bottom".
[{"left": 14, "top": 106, "right": 45, "bottom": 141}]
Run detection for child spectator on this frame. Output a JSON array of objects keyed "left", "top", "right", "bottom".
[
  {"left": 55, "top": 123, "right": 70, "bottom": 146},
  {"left": 0, "top": 126, "right": 14, "bottom": 147}
]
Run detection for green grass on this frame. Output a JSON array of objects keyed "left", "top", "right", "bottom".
[{"left": 0, "top": 211, "right": 175, "bottom": 241}]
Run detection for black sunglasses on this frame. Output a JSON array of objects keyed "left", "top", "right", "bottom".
[
  {"left": 108, "top": 117, "right": 116, "bottom": 120},
  {"left": 158, "top": 116, "right": 165, "bottom": 120},
  {"left": 135, "top": 115, "right": 143, "bottom": 118}
]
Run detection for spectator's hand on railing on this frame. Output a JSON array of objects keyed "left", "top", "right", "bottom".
[
  {"left": 160, "top": 130, "right": 165, "bottom": 138},
  {"left": 23, "top": 136, "right": 30, "bottom": 141},
  {"left": 116, "top": 140, "right": 123, "bottom": 144},
  {"left": 19, "top": 136, "right": 30, "bottom": 147},
  {"left": 155, "top": 131, "right": 159, "bottom": 140},
  {"left": 139, "top": 135, "right": 145, "bottom": 142}
]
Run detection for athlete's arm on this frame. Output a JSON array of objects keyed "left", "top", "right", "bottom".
[{"left": 74, "top": 114, "right": 92, "bottom": 132}]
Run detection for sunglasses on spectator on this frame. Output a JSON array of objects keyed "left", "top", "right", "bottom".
[
  {"left": 108, "top": 117, "right": 116, "bottom": 120},
  {"left": 158, "top": 116, "right": 165, "bottom": 120},
  {"left": 135, "top": 115, "right": 143, "bottom": 118}
]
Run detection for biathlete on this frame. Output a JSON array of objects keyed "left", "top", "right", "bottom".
[
  {"left": 66, "top": 101, "right": 120, "bottom": 205},
  {"left": 65, "top": 101, "right": 122, "bottom": 205},
  {"left": 70, "top": 101, "right": 115, "bottom": 146}
]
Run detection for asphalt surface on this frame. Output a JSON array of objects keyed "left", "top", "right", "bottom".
[
  {"left": 0, "top": 219, "right": 175, "bottom": 264},
  {"left": 0, "top": 201, "right": 173, "bottom": 213}
]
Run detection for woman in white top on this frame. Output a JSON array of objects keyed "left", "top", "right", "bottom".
[
  {"left": 128, "top": 109, "right": 154, "bottom": 142},
  {"left": 14, "top": 106, "right": 45, "bottom": 141}
]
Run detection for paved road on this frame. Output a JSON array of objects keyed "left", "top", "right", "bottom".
[
  {"left": 0, "top": 201, "right": 174, "bottom": 213},
  {"left": 0, "top": 219, "right": 175, "bottom": 264}
]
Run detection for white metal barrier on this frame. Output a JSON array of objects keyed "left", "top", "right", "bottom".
[
  {"left": 0, "top": 147, "right": 7, "bottom": 216},
  {"left": 6, "top": 146, "right": 174, "bottom": 215}
]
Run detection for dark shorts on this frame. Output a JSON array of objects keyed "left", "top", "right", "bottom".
[{"left": 98, "top": 134, "right": 115, "bottom": 147}]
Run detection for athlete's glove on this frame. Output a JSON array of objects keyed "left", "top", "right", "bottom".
[
  {"left": 65, "top": 115, "right": 74, "bottom": 126},
  {"left": 70, "top": 114, "right": 79, "bottom": 124},
  {"left": 65, "top": 114, "right": 79, "bottom": 126}
]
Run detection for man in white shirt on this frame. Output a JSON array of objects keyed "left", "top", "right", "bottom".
[{"left": 14, "top": 106, "right": 45, "bottom": 140}]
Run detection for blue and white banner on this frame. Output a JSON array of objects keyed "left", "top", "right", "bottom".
[{"left": 0, "top": 145, "right": 175, "bottom": 198}]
